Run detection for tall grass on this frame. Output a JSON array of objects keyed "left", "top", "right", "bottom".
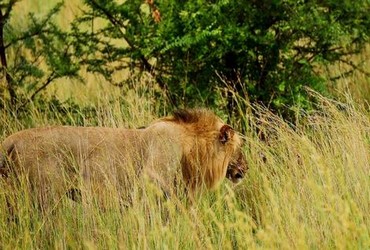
[
  {"left": 1, "top": 1, "right": 369, "bottom": 249},
  {"left": 1, "top": 85, "right": 369, "bottom": 249}
]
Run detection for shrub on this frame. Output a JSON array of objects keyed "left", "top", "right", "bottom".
[{"left": 70, "top": 0, "right": 370, "bottom": 119}]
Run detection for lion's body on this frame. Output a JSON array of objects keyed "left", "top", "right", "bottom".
[{"left": 0, "top": 109, "right": 245, "bottom": 204}]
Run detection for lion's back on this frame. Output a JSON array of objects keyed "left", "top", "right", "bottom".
[{"left": 1, "top": 126, "right": 144, "bottom": 179}]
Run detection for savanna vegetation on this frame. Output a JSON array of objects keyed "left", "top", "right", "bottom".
[{"left": 0, "top": 0, "right": 369, "bottom": 249}]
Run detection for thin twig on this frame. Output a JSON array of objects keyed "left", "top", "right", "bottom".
[
  {"left": 87, "top": 0, "right": 174, "bottom": 104},
  {"left": 17, "top": 71, "right": 57, "bottom": 111}
]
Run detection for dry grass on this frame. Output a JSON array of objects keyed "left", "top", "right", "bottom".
[
  {"left": 1, "top": 1, "right": 369, "bottom": 249},
  {"left": 1, "top": 85, "right": 369, "bottom": 249}
]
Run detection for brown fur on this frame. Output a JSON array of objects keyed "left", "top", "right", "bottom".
[{"left": 0, "top": 109, "right": 246, "bottom": 204}]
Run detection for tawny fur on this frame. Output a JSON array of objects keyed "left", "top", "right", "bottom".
[{"left": 0, "top": 109, "right": 246, "bottom": 203}]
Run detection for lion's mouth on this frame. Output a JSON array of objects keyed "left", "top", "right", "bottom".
[{"left": 226, "top": 168, "right": 244, "bottom": 183}]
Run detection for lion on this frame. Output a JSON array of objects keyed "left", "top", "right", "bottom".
[{"left": 0, "top": 109, "right": 246, "bottom": 207}]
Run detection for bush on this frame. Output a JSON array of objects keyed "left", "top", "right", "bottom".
[
  {"left": 2, "top": 1, "right": 369, "bottom": 118},
  {"left": 70, "top": 0, "right": 370, "bottom": 119}
]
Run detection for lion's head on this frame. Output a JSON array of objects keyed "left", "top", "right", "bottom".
[{"left": 149, "top": 109, "right": 247, "bottom": 195}]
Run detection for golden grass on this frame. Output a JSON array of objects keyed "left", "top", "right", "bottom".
[{"left": 1, "top": 85, "right": 369, "bottom": 249}]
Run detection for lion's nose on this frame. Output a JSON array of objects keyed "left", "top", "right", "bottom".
[{"left": 234, "top": 172, "right": 243, "bottom": 179}]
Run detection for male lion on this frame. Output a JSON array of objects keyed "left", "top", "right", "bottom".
[{"left": 0, "top": 109, "right": 246, "bottom": 206}]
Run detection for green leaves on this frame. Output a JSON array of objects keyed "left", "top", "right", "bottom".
[
  {"left": 1, "top": 1, "right": 80, "bottom": 110},
  {"left": 3, "top": 0, "right": 369, "bottom": 117},
  {"left": 170, "top": 0, "right": 369, "bottom": 117}
]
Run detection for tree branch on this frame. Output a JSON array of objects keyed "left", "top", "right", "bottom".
[
  {"left": 338, "top": 58, "right": 370, "bottom": 77},
  {"left": 4, "top": 28, "right": 53, "bottom": 49},
  {"left": 0, "top": 0, "right": 18, "bottom": 24},
  {"left": 0, "top": 1, "right": 19, "bottom": 106},
  {"left": 87, "top": 0, "right": 174, "bottom": 105},
  {"left": 17, "top": 71, "right": 57, "bottom": 111}
]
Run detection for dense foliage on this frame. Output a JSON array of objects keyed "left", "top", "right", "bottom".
[
  {"left": 70, "top": 0, "right": 370, "bottom": 117},
  {"left": 1, "top": 0, "right": 370, "bottom": 118}
]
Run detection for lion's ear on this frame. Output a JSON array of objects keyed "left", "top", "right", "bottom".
[{"left": 219, "top": 125, "right": 234, "bottom": 144}]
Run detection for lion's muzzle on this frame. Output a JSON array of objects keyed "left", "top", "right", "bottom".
[{"left": 226, "top": 166, "right": 245, "bottom": 184}]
